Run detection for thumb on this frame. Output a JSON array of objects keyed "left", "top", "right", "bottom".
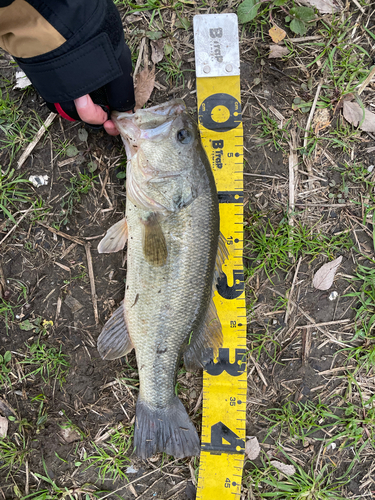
[{"left": 74, "top": 95, "right": 108, "bottom": 125}]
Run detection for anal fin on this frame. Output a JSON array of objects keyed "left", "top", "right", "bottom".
[
  {"left": 98, "top": 218, "right": 128, "bottom": 254},
  {"left": 97, "top": 302, "right": 133, "bottom": 360}
]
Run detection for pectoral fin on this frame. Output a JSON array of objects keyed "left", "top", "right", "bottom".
[
  {"left": 142, "top": 213, "right": 168, "bottom": 266},
  {"left": 97, "top": 218, "right": 128, "bottom": 254},
  {"left": 97, "top": 302, "right": 133, "bottom": 360},
  {"left": 183, "top": 292, "right": 223, "bottom": 371}
]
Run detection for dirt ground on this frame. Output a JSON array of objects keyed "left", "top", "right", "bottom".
[{"left": 1, "top": 1, "right": 375, "bottom": 499}]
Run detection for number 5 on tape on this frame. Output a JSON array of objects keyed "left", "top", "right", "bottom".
[{"left": 194, "top": 13, "right": 247, "bottom": 500}]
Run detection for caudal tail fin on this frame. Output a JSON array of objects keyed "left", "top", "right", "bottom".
[{"left": 134, "top": 397, "right": 200, "bottom": 459}]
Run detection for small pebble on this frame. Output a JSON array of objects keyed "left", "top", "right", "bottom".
[
  {"left": 367, "top": 165, "right": 374, "bottom": 173},
  {"left": 328, "top": 291, "right": 339, "bottom": 301}
]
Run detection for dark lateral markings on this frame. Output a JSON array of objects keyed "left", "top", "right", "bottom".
[{"left": 218, "top": 191, "right": 244, "bottom": 204}]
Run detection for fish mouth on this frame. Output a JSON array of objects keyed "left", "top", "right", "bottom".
[{"left": 112, "top": 99, "right": 186, "bottom": 158}]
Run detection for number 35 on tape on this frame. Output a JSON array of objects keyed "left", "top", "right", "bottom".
[{"left": 194, "top": 13, "right": 247, "bottom": 500}]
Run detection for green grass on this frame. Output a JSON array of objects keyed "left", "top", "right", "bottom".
[
  {"left": 0, "top": 350, "right": 12, "bottom": 389},
  {"left": 0, "top": 436, "right": 30, "bottom": 478},
  {"left": 0, "top": 279, "right": 28, "bottom": 333},
  {"left": 260, "top": 400, "right": 335, "bottom": 446},
  {"left": 20, "top": 340, "right": 70, "bottom": 387},
  {"left": 81, "top": 426, "right": 133, "bottom": 482},
  {"left": 0, "top": 88, "right": 41, "bottom": 164},
  {"left": 255, "top": 111, "right": 292, "bottom": 152},
  {"left": 244, "top": 214, "right": 353, "bottom": 280},
  {"left": 57, "top": 172, "right": 97, "bottom": 227},
  {"left": 344, "top": 260, "right": 375, "bottom": 370},
  {"left": 0, "top": 166, "right": 32, "bottom": 222},
  {"left": 245, "top": 451, "right": 351, "bottom": 499}
]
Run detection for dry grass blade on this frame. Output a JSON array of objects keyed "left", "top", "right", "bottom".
[
  {"left": 85, "top": 243, "right": 99, "bottom": 325},
  {"left": 17, "top": 112, "right": 56, "bottom": 169}
]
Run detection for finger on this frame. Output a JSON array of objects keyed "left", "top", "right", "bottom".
[
  {"left": 103, "top": 120, "right": 120, "bottom": 136},
  {"left": 74, "top": 95, "right": 108, "bottom": 125}
]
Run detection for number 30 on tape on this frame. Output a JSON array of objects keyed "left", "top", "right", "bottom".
[{"left": 194, "top": 13, "right": 247, "bottom": 500}]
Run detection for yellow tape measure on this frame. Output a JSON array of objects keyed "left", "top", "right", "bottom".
[{"left": 194, "top": 14, "right": 246, "bottom": 500}]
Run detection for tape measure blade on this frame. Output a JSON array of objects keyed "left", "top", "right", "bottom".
[{"left": 194, "top": 13, "right": 246, "bottom": 500}]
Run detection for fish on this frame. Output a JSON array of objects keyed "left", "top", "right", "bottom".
[{"left": 96, "top": 99, "right": 228, "bottom": 459}]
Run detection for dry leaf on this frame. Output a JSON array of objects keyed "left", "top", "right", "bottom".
[
  {"left": 0, "top": 416, "right": 8, "bottom": 438},
  {"left": 312, "top": 108, "right": 330, "bottom": 132},
  {"left": 134, "top": 65, "right": 155, "bottom": 110},
  {"left": 13, "top": 70, "right": 32, "bottom": 90},
  {"left": 151, "top": 39, "right": 165, "bottom": 64},
  {"left": 269, "top": 26, "right": 286, "bottom": 43},
  {"left": 60, "top": 427, "right": 82, "bottom": 443},
  {"left": 312, "top": 256, "right": 342, "bottom": 290},
  {"left": 299, "top": 0, "right": 339, "bottom": 13},
  {"left": 245, "top": 436, "right": 260, "bottom": 460},
  {"left": 343, "top": 101, "right": 375, "bottom": 132},
  {"left": 270, "top": 460, "right": 296, "bottom": 476},
  {"left": 269, "top": 45, "right": 289, "bottom": 59}
]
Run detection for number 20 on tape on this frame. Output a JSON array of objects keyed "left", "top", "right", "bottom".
[{"left": 194, "top": 14, "right": 247, "bottom": 500}]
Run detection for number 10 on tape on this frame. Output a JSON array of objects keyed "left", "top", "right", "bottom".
[{"left": 194, "top": 14, "right": 247, "bottom": 500}]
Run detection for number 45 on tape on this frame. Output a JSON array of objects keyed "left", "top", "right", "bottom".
[{"left": 194, "top": 13, "right": 247, "bottom": 500}]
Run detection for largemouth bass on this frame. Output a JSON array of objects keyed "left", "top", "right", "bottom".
[{"left": 97, "top": 100, "right": 227, "bottom": 459}]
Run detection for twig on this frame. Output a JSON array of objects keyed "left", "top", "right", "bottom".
[
  {"left": 85, "top": 243, "right": 99, "bottom": 325},
  {"left": 37, "top": 222, "right": 85, "bottom": 246},
  {"left": 17, "top": 112, "right": 56, "bottom": 169},
  {"left": 284, "top": 256, "right": 302, "bottom": 325},
  {"left": 351, "top": 0, "right": 365, "bottom": 13},
  {"left": 133, "top": 37, "right": 146, "bottom": 81},
  {"left": 301, "top": 328, "right": 311, "bottom": 365},
  {"left": 288, "top": 128, "right": 298, "bottom": 258},
  {"left": 244, "top": 172, "right": 287, "bottom": 180},
  {"left": 249, "top": 354, "right": 268, "bottom": 386},
  {"left": 318, "top": 366, "right": 355, "bottom": 376},
  {"left": 0, "top": 259, "right": 6, "bottom": 299},
  {"left": 357, "top": 65, "right": 375, "bottom": 95},
  {"left": 303, "top": 80, "right": 322, "bottom": 188},
  {"left": 0, "top": 205, "right": 33, "bottom": 247},
  {"left": 296, "top": 319, "right": 350, "bottom": 329}
]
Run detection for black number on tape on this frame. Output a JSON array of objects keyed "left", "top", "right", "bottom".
[
  {"left": 204, "top": 348, "right": 246, "bottom": 376},
  {"left": 201, "top": 421, "right": 245, "bottom": 453},
  {"left": 217, "top": 269, "right": 244, "bottom": 299}
]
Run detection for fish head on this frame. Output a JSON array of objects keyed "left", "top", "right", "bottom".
[{"left": 112, "top": 100, "right": 205, "bottom": 213}]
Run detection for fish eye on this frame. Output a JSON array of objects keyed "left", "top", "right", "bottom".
[{"left": 177, "top": 129, "right": 192, "bottom": 144}]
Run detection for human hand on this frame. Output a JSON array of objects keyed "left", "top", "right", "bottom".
[{"left": 74, "top": 95, "right": 119, "bottom": 136}]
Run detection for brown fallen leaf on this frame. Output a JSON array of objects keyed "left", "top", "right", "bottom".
[
  {"left": 269, "top": 26, "right": 286, "bottom": 44},
  {"left": 151, "top": 39, "right": 165, "bottom": 64},
  {"left": 299, "top": 0, "right": 339, "bottom": 13},
  {"left": 245, "top": 436, "right": 260, "bottom": 460},
  {"left": 312, "top": 256, "right": 342, "bottom": 290},
  {"left": 134, "top": 65, "right": 155, "bottom": 110},
  {"left": 343, "top": 101, "right": 375, "bottom": 132},
  {"left": 270, "top": 460, "right": 296, "bottom": 476},
  {"left": 269, "top": 45, "right": 289, "bottom": 59}
]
